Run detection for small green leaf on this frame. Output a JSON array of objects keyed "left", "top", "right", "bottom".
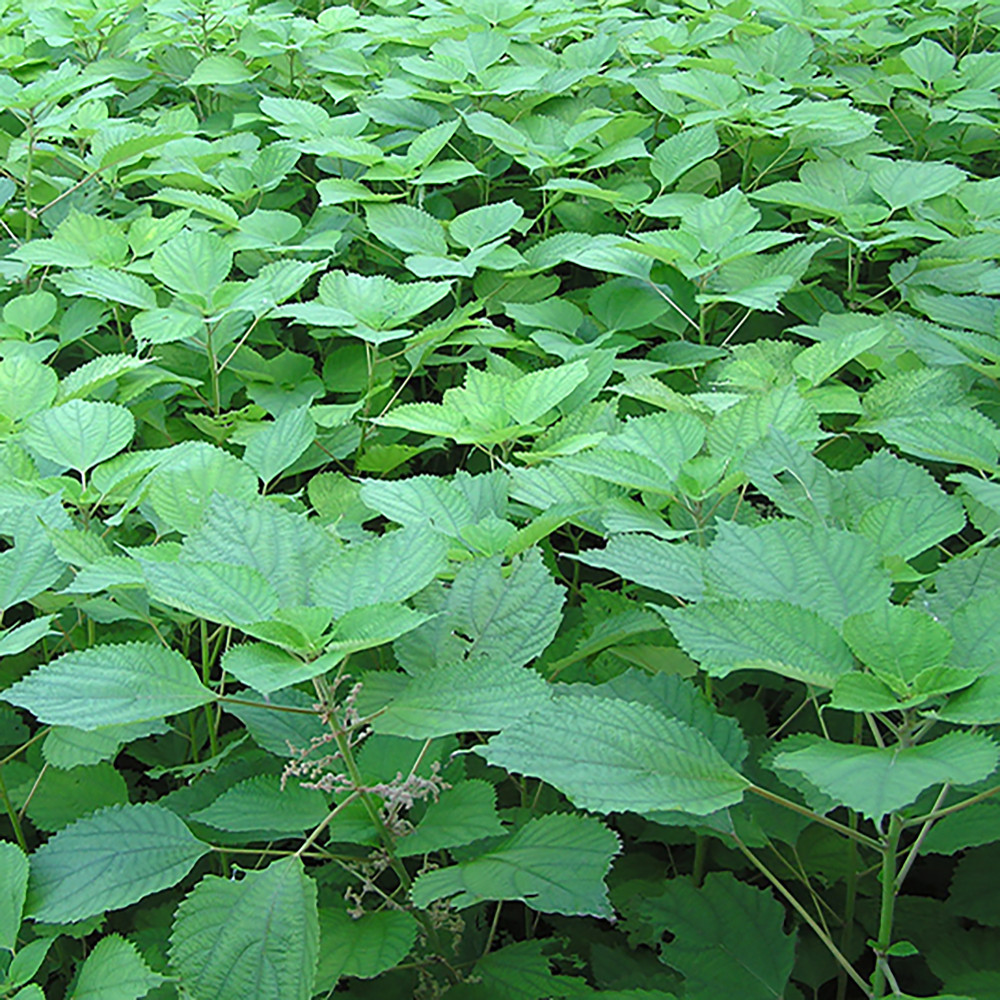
[
  {"left": 242, "top": 406, "right": 315, "bottom": 483},
  {"left": 26, "top": 804, "right": 210, "bottom": 923},
  {"left": 190, "top": 775, "right": 329, "bottom": 834},
  {"left": 375, "top": 659, "right": 551, "bottom": 739},
  {"left": 151, "top": 230, "right": 233, "bottom": 306},
  {"left": 169, "top": 857, "right": 319, "bottom": 1000},
  {"left": 24, "top": 400, "right": 134, "bottom": 473},
  {"left": 69, "top": 935, "right": 165, "bottom": 1000},
  {"left": 0, "top": 841, "right": 28, "bottom": 949},
  {"left": 185, "top": 55, "right": 254, "bottom": 86},
  {"left": 398, "top": 780, "right": 506, "bottom": 856},
  {"left": 411, "top": 813, "right": 619, "bottom": 917},
  {"left": 0, "top": 357, "right": 58, "bottom": 423},
  {"left": 315, "top": 909, "right": 418, "bottom": 990}
]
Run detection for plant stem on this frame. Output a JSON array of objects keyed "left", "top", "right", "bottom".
[
  {"left": 0, "top": 768, "right": 27, "bottom": 851},
  {"left": 748, "top": 785, "right": 880, "bottom": 850},
  {"left": 200, "top": 619, "right": 220, "bottom": 758},
  {"left": 903, "top": 780, "right": 1000, "bottom": 826},
  {"left": 870, "top": 814, "right": 902, "bottom": 999},
  {"left": 296, "top": 791, "right": 362, "bottom": 857}
]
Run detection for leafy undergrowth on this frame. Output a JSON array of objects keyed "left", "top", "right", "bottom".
[{"left": 1, "top": 0, "right": 1000, "bottom": 997}]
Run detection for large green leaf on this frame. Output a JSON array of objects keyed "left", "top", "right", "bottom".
[
  {"left": 68, "top": 935, "right": 165, "bottom": 1000},
  {"left": 144, "top": 442, "right": 259, "bottom": 534},
  {"left": 26, "top": 804, "right": 210, "bottom": 923},
  {"left": 2, "top": 642, "right": 213, "bottom": 729},
  {"left": 478, "top": 692, "right": 749, "bottom": 815},
  {"left": 395, "top": 550, "right": 565, "bottom": 673},
  {"left": 141, "top": 558, "right": 280, "bottom": 626},
  {"left": 639, "top": 872, "right": 796, "bottom": 1000},
  {"left": 309, "top": 528, "right": 449, "bottom": 616},
  {"left": 660, "top": 599, "right": 854, "bottom": 688},
  {"left": 771, "top": 732, "right": 1000, "bottom": 820},
  {"left": 169, "top": 857, "right": 318, "bottom": 1000},
  {"left": 181, "top": 493, "right": 334, "bottom": 608},
  {"left": 702, "top": 520, "right": 888, "bottom": 625},
  {"left": 411, "top": 813, "right": 619, "bottom": 917}
]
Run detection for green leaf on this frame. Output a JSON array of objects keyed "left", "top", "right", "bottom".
[
  {"left": 0, "top": 534, "right": 65, "bottom": 613},
  {"left": 394, "top": 550, "right": 565, "bottom": 673},
  {"left": 856, "top": 494, "right": 966, "bottom": 561},
  {"left": 374, "top": 659, "right": 551, "bottom": 738},
  {"left": 221, "top": 643, "right": 335, "bottom": 694},
  {"left": 771, "top": 732, "right": 999, "bottom": 820},
  {"left": 949, "top": 590, "right": 1000, "bottom": 673},
  {"left": 53, "top": 268, "right": 157, "bottom": 310},
  {"left": 190, "top": 775, "right": 328, "bottom": 834},
  {"left": 242, "top": 406, "right": 315, "bottom": 483},
  {"left": 3, "top": 290, "right": 57, "bottom": 334},
  {"left": 26, "top": 803, "right": 210, "bottom": 923},
  {"left": 24, "top": 400, "right": 134, "bottom": 473},
  {"left": 366, "top": 203, "right": 447, "bottom": 256},
  {"left": 870, "top": 159, "right": 965, "bottom": 211},
  {"left": 0, "top": 357, "right": 58, "bottom": 423},
  {"left": 651, "top": 125, "right": 719, "bottom": 188},
  {"left": 450, "top": 200, "right": 523, "bottom": 249},
  {"left": 57, "top": 354, "right": 151, "bottom": 403},
  {"left": 0, "top": 841, "right": 28, "bottom": 949},
  {"left": 151, "top": 230, "right": 233, "bottom": 306},
  {"left": 411, "top": 813, "right": 619, "bottom": 917},
  {"left": 939, "top": 675, "right": 1000, "bottom": 725},
  {"left": 185, "top": 55, "right": 254, "bottom": 86},
  {"left": 141, "top": 558, "right": 279, "bottom": 627},
  {"left": 703, "top": 521, "right": 889, "bottom": 626},
  {"left": 312, "top": 271, "right": 452, "bottom": 337},
  {"left": 22, "top": 761, "right": 128, "bottom": 831},
  {"left": 575, "top": 536, "right": 705, "bottom": 600},
  {"left": 398, "top": 780, "right": 506, "bottom": 856},
  {"left": 69, "top": 935, "right": 165, "bottom": 1000},
  {"left": 639, "top": 872, "right": 795, "bottom": 1000},
  {"left": 660, "top": 600, "right": 854, "bottom": 688},
  {"left": 42, "top": 721, "right": 166, "bottom": 769},
  {"left": 792, "top": 322, "right": 888, "bottom": 386},
  {"left": 181, "top": 493, "right": 333, "bottom": 608},
  {"left": 315, "top": 909, "right": 418, "bottom": 990},
  {"left": 478, "top": 692, "right": 749, "bottom": 815},
  {"left": 131, "top": 308, "right": 203, "bottom": 346},
  {"left": 309, "top": 528, "right": 448, "bottom": 616},
  {"left": 170, "top": 857, "right": 318, "bottom": 1000},
  {"left": 843, "top": 604, "right": 953, "bottom": 693},
  {"left": 2, "top": 642, "right": 213, "bottom": 729}
]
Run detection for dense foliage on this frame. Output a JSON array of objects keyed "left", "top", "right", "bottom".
[{"left": 1, "top": 0, "right": 1000, "bottom": 997}]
